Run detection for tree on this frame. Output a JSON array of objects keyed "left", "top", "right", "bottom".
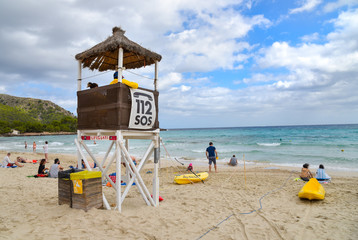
[{"left": 0, "top": 120, "right": 11, "bottom": 134}]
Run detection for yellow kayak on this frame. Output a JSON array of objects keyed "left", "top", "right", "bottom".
[
  {"left": 298, "top": 178, "right": 325, "bottom": 200},
  {"left": 174, "top": 172, "right": 209, "bottom": 184}
]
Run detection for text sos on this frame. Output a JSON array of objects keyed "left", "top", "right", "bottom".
[{"left": 134, "top": 99, "right": 153, "bottom": 126}]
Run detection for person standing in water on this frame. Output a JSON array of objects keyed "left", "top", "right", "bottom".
[
  {"left": 206, "top": 142, "right": 218, "bottom": 173},
  {"left": 33, "top": 141, "right": 36, "bottom": 152},
  {"left": 43, "top": 141, "right": 49, "bottom": 163}
]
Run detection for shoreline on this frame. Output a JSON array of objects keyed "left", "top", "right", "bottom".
[
  {"left": 2, "top": 150, "right": 358, "bottom": 178},
  {"left": 0, "top": 131, "right": 76, "bottom": 137}
]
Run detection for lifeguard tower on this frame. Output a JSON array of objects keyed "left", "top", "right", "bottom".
[{"left": 74, "top": 27, "right": 162, "bottom": 212}]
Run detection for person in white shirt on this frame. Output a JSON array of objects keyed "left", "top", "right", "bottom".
[
  {"left": 2, "top": 153, "right": 23, "bottom": 168},
  {"left": 43, "top": 141, "right": 49, "bottom": 162}
]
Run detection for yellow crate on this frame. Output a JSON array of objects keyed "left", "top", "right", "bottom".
[{"left": 70, "top": 170, "right": 101, "bottom": 180}]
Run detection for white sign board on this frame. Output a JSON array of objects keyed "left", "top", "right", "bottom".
[{"left": 129, "top": 88, "right": 156, "bottom": 129}]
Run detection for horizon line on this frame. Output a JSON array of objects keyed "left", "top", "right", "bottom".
[{"left": 165, "top": 123, "right": 358, "bottom": 131}]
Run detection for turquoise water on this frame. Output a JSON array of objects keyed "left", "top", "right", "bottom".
[{"left": 1, "top": 124, "right": 357, "bottom": 171}]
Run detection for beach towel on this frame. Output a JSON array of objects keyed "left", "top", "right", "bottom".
[
  {"left": 1, "top": 165, "right": 17, "bottom": 168},
  {"left": 34, "top": 174, "right": 48, "bottom": 178},
  {"left": 317, "top": 180, "right": 330, "bottom": 184},
  {"left": 109, "top": 175, "right": 116, "bottom": 183}
]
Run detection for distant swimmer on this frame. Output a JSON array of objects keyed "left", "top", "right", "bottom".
[{"left": 87, "top": 82, "right": 98, "bottom": 88}]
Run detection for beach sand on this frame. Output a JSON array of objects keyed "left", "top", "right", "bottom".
[{"left": 1, "top": 150, "right": 357, "bottom": 240}]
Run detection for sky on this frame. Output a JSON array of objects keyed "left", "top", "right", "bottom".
[{"left": 0, "top": 0, "right": 357, "bottom": 129}]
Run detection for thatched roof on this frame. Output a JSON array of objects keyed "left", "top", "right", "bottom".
[{"left": 75, "top": 27, "right": 162, "bottom": 71}]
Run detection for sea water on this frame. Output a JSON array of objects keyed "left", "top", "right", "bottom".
[{"left": 0, "top": 124, "right": 357, "bottom": 171}]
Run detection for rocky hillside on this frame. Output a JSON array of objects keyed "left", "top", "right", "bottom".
[{"left": 0, "top": 94, "right": 75, "bottom": 124}]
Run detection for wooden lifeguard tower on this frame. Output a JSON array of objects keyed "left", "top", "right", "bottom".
[{"left": 74, "top": 27, "right": 162, "bottom": 212}]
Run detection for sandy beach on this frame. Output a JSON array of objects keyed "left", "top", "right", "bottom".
[{"left": 1, "top": 150, "right": 357, "bottom": 240}]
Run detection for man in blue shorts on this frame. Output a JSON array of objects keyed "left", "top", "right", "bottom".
[{"left": 206, "top": 142, "right": 218, "bottom": 173}]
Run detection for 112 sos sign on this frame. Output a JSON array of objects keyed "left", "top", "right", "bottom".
[{"left": 129, "top": 89, "right": 156, "bottom": 129}]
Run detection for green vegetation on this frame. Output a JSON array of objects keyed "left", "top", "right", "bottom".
[{"left": 0, "top": 94, "right": 77, "bottom": 135}]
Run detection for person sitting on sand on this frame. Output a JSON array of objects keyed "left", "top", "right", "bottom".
[
  {"left": 17, "top": 156, "right": 32, "bottom": 163},
  {"left": 77, "top": 159, "right": 97, "bottom": 169},
  {"left": 38, "top": 159, "right": 49, "bottom": 176},
  {"left": 299, "top": 163, "right": 313, "bottom": 181},
  {"left": 1, "top": 153, "right": 23, "bottom": 168},
  {"left": 315, "top": 164, "right": 331, "bottom": 182},
  {"left": 121, "top": 156, "right": 138, "bottom": 167},
  {"left": 228, "top": 155, "right": 238, "bottom": 166},
  {"left": 131, "top": 156, "right": 138, "bottom": 165},
  {"left": 49, "top": 158, "right": 64, "bottom": 178}
]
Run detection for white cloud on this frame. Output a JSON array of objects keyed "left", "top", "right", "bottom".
[
  {"left": 164, "top": 9, "right": 270, "bottom": 73},
  {"left": 300, "top": 32, "right": 320, "bottom": 42},
  {"left": 180, "top": 85, "right": 191, "bottom": 92},
  {"left": 323, "top": 0, "right": 358, "bottom": 13},
  {"left": 243, "top": 73, "right": 277, "bottom": 84},
  {"left": 257, "top": 9, "right": 358, "bottom": 74},
  {"left": 289, "top": 0, "right": 322, "bottom": 14},
  {"left": 158, "top": 72, "right": 184, "bottom": 92}
]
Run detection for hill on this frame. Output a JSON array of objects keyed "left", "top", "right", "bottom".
[
  {"left": 0, "top": 94, "right": 77, "bottom": 134},
  {"left": 0, "top": 103, "right": 37, "bottom": 123},
  {"left": 0, "top": 94, "right": 74, "bottom": 124}
]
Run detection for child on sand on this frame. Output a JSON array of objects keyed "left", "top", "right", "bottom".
[
  {"left": 187, "top": 163, "right": 193, "bottom": 172},
  {"left": 299, "top": 163, "right": 313, "bottom": 181}
]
